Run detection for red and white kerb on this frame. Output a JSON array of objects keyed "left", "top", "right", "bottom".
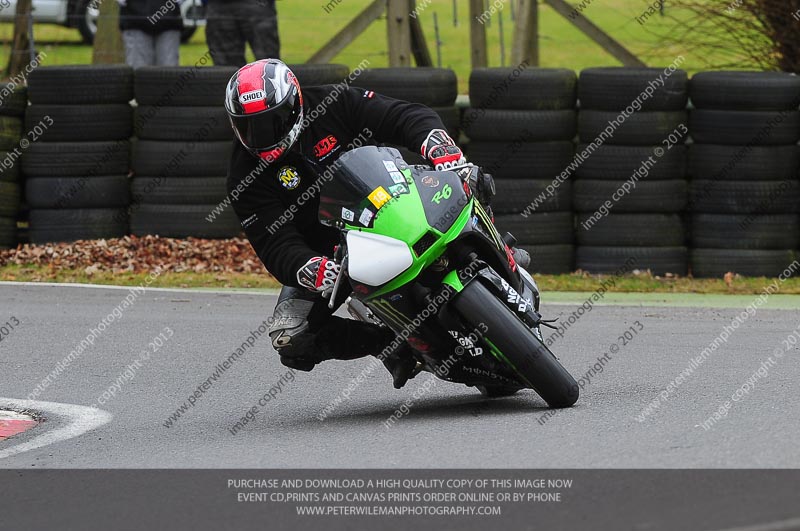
[{"left": 0, "top": 411, "right": 39, "bottom": 441}]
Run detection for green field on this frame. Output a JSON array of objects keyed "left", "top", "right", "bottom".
[{"left": 1, "top": 1, "right": 737, "bottom": 92}]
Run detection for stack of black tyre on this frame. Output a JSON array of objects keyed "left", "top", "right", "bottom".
[
  {"left": 464, "top": 68, "right": 578, "bottom": 273},
  {"left": 128, "top": 64, "right": 351, "bottom": 240},
  {"left": 130, "top": 66, "right": 240, "bottom": 239},
  {"left": 352, "top": 67, "right": 461, "bottom": 161},
  {"left": 688, "top": 72, "right": 800, "bottom": 277},
  {"left": 574, "top": 67, "right": 689, "bottom": 275},
  {"left": 0, "top": 83, "right": 26, "bottom": 249},
  {"left": 23, "top": 66, "right": 133, "bottom": 243},
  {"left": 288, "top": 63, "right": 350, "bottom": 88}
]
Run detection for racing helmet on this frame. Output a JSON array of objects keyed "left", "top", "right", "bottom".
[{"left": 224, "top": 59, "right": 304, "bottom": 162}]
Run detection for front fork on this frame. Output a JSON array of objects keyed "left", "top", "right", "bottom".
[{"left": 442, "top": 262, "right": 544, "bottom": 339}]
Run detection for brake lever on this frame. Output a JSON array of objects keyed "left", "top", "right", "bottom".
[
  {"left": 539, "top": 318, "right": 559, "bottom": 330},
  {"left": 327, "top": 255, "right": 348, "bottom": 309}
]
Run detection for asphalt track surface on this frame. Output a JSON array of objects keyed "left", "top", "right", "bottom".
[
  {"left": 1, "top": 282, "right": 798, "bottom": 471},
  {"left": 2, "top": 283, "right": 800, "bottom": 530}
]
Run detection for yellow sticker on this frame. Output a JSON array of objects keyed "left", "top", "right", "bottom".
[
  {"left": 278, "top": 166, "right": 300, "bottom": 190},
  {"left": 367, "top": 186, "right": 392, "bottom": 209}
]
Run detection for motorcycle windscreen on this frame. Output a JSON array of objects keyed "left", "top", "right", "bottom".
[{"left": 318, "top": 145, "right": 411, "bottom": 229}]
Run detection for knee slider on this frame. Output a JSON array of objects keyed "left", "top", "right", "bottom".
[{"left": 268, "top": 298, "right": 314, "bottom": 355}]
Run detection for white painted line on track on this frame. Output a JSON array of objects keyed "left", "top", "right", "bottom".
[
  {"left": 0, "top": 410, "right": 33, "bottom": 422},
  {"left": 0, "top": 398, "right": 112, "bottom": 460},
  {"left": 5, "top": 281, "right": 797, "bottom": 309},
  {"left": 0, "top": 281, "right": 280, "bottom": 296}
]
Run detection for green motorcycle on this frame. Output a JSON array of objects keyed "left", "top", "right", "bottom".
[{"left": 319, "top": 145, "right": 579, "bottom": 408}]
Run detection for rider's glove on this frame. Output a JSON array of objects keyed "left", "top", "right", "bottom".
[
  {"left": 297, "top": 256, "right": 340, "bottom": 295},
  {"left": 421, "top": 129, "right": 467, "bottom": 171}
]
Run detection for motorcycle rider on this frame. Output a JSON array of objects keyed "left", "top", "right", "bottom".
[{"left": 224, "top": 59, "right": 528, "bottom": 388}]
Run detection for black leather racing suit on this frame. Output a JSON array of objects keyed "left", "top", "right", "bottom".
[{"left": 226, "top": 85, "right": 445, "bottom": 370}]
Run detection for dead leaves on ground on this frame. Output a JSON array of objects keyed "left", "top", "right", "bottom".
[{"left": 0, "top": 235, "right": 263, "bottom": 274}]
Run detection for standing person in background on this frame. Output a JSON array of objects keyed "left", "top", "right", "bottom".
[
  {"left": 118, "top": 0, "right": 183, "bottom": 68},
  {"left": 206, "top": 0, "right": 280, "bottom": 67}
]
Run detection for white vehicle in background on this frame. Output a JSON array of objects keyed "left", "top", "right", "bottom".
[{"left": 0, "top": 0, "right": 205, "bottom": 44}]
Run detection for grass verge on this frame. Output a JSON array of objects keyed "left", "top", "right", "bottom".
[
  {"left": 0, "top": 264, "right": 281, "bottom": 290},
  {"left": 2, "top": 264, "right": 798, "bottom": 294}
]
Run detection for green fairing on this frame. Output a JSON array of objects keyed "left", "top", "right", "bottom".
[
  {"left": 372, "top": 172, "right": 430, "bottom": 245},
  {"left": 344, "top": 175, "right": 473, "bottom": 300},
  {"left": 441, "top": 270, "right": 464, "bottom": 292}
]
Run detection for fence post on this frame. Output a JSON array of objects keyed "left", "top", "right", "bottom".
[
  {"left": 511, "top": 0, "right": 539, "bottom": 66},
  {"left": 93, "top": 0, "right": 125, "bottom": 64},
  {"left": 387, "top": 0, "right": 413, "bottom": 67},
  {"left": 469, "top": 0, "right": 488, "bottom": 68},
  {"left": 6, "top": 0, "right": 32, "bottom": 78}
]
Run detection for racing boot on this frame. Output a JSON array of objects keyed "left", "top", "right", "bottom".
[
  {"left": 292, "top": 320, "right": 418, "bottom": 388},
  {"left": 379, "top": 344, "right": 418, "bottom": 389},
  {"left": 270, "top": 287, "right": 391, "bottom": 371},
  {"left": 346, "top": 297, "right": 418, "bottom": 388}
]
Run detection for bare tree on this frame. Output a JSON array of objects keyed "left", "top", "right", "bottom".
[{"left": 658, "top": 0, "right": 800, "bottom": 72}]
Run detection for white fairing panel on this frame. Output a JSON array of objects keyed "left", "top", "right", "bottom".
[{"left": 346, "top": 231, "right": 414, "bottom": 286}]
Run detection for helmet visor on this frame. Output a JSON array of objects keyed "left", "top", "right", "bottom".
[{"left": 230, "top": 95, "right": 301, "bottom": 151}]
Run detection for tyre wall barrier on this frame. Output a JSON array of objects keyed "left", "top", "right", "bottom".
[
  {"left": 0, "top": 81, "right": 27, "bottom": 249},
  {"left": 23, "top": 65, "right": 134, "bottom": 244},
  {"left": 464, "top": 67, "right": 799, "bottom": 278},
  {"left": 12, "top": 65, "right": 800, "bottom": 279}
]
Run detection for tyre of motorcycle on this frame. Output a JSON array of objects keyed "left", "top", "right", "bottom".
[{"left": 452, "top": 279, "right": 579, "bottom": 408}]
